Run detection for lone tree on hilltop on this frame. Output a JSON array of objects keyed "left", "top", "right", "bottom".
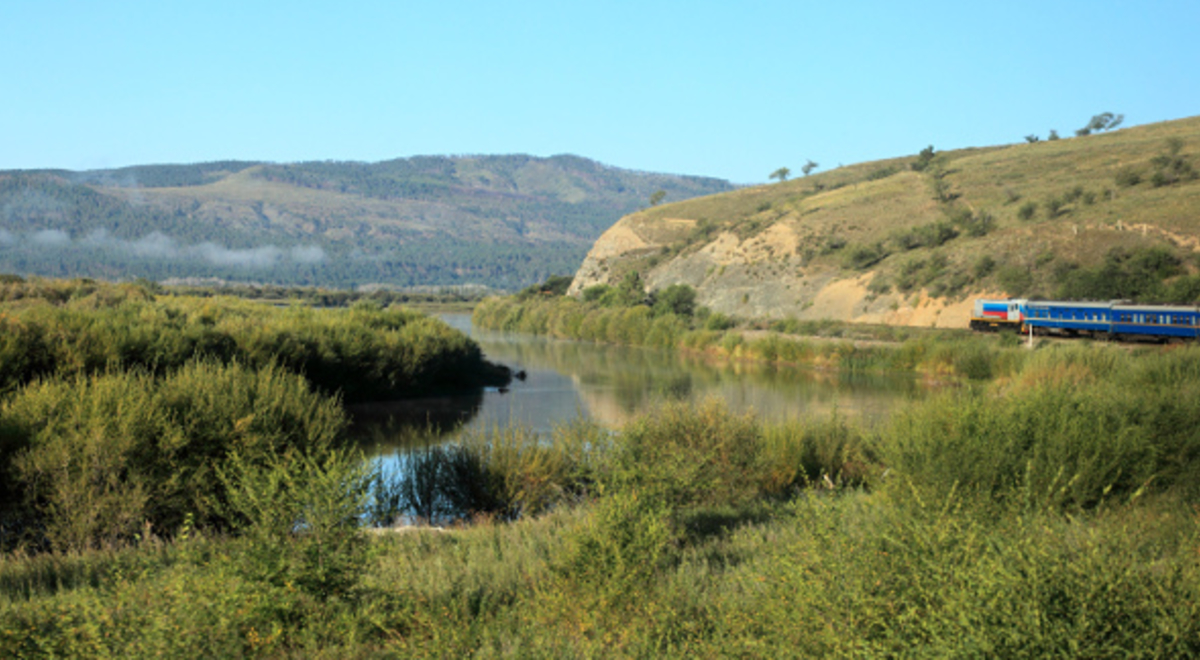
[
  {"left": 649, "top": 190, "right": 666, "bottom": 206},
  {"left": 911, "top": 146, "right": 936, "bottom": 172},
  {"left": 1075, "top": 112, "right": 1124, "bottom": 137},
  {"left": 802, "top": 160, "right": 819, "bottom": 176},
  {"left": 769, "top": 167, "right": 790, "bottom": 182}
]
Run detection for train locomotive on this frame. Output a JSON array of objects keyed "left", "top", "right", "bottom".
[{"left": 970, "top": 298, "right": 1200, "bottom": 341}]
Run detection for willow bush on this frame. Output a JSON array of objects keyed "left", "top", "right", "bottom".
[
  {"left": 0, "top": 361, "right": 346, "bottom": 551},
  {"left": 473, "top": 293, "right": 1032, "bottom": 379},
  {"left": 0, "top": 292, "right": 505, "bottom": 402}
]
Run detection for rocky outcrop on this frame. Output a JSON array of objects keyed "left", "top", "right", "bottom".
[{"left": 569, "top": 214, "right": 984, "bottom": 329}]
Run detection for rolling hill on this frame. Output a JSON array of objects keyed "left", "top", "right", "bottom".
[
  {"left": 569, "top": 116, "right": 1200, "bottom": 327},
  {"left": 0, "top": 155, "right": 734, "bottom": 289}
]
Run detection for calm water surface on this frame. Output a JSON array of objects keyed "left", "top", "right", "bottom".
[{"left": 353, "top": 315, "right": 924, "bottom": 457}]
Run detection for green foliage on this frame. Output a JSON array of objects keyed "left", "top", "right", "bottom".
[
  {"left": 393, "top": 421, "right": 607, "bottom": 524},
  {"left": 1, "top": 361, "right": 346, "bottom": 551},
  {"left": 866, "top": 165, "right": 900, "bottom": 181},
  {"left": 816, "top": 235, "right": 845, "bottom": 254},
  {"left": 1115, "top": 166, "right": 1143, "bottom": 187},
  {"left": 0, "top": 290, "right": 506, "bottom": 402},
  {"left": 911, "top": 145, "right": 936, "bottom": 172},
  {"left": 651, "top": 283, "right": 697, "bottom": 317},
  {"left": 580, "top": 284, "right": 611, "bottom": 303},
  {"left": 842, "top": 242, "right": 890, "bottom": 270},
  {"left": 973, "top": 254, "right": 997, "bottom": 279},
  {"left": 1166, "top": 274, "right": 1200, "bottom": 304},
  {"left": 1149, "top": 137, "right": 1197, "bottom": 187},
  {"left": 1017, "top": 200, "right": 1038, "bottom": 220},
  {"left": 609, "top": 400, "right": 763, "bottom": 510},
  {"left": 6, "top": 348, "right": 1200, "bottom": 655},
  {"left": 758, "top": 413, "right": 876, "bottom": 494},
  {"left": 1056, "top": 245, "right": 1182, "bottom": 302},
  {"left": 517, "top": 274, "right": 574, "bottom": 300},
  {"left": 1044, "top": 195, "right": 1066, "bottom": 218},
  {"left": 885, "top": 347, "right": 1200, "bottom": 511},
  {"left": 768, "top": 167, "right": 790, "bottom": 182},
  {"left": 891, "top": 220, "right": 959, "bottom": 251},
  {"left": 1, "top": 157, "right": 734, "bottom": 290},
  {"left": 958, "top": 209, "right": 995, "bottom": 237},
  {"left": 997, "top": 264, "right": 1034, "bottom": 296},
  {"left": 218, "top": 448, "right": 371, "bottom": 600},
  {"left": 1075, "top": 111, "right": 1124, "bottom": 137}
]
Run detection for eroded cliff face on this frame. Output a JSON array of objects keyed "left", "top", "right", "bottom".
[{"left": 568, "top": 213, "right": 983, "bottom": 329}]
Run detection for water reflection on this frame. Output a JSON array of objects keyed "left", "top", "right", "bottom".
[{"left": 353, "top": 314, "right": 922, "bottom": 455}]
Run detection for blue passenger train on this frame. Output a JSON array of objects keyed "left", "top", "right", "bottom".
[{"left": 970, "top": 298, "right": 1200, "bottom": 341}]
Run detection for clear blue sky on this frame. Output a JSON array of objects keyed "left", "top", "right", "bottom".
[{"left": 3, "top": 0, "right": 1198, "bottom": 183}]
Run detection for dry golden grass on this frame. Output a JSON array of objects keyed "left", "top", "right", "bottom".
[{"left": 578, "top": 115, "right": 1200, "bottom": 319}]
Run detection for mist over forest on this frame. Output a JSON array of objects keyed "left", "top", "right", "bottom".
[{"left": 0, "top": 155, "right": 734, "bottom": 289}]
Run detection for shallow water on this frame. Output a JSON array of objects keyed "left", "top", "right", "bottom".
[{"left": 354, "top": 314, "right": 922, "bottom": 455}]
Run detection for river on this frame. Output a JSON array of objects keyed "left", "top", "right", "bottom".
[{"left": 352, "top": 314, "right": 922, "bottom": 456}]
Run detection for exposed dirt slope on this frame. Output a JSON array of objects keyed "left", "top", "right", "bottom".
[{"left": 570, "top": 116, "right": 1200, "bottom": 327}]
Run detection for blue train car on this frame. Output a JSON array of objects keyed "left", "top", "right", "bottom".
[
  {"left": 971, "top": 297, "right": 1200, "bottom": 342},
  {"left": 1111, "top": 304, "right": 1200, "bottom": 341},
  {"left": 1023, "top": 300, "right": 1114, "bottom": 337}
]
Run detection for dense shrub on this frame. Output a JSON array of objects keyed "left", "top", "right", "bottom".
[
  {"left": 391, "top": 421, "right": 608, "bottom": 524},
  {"left": 1056, "top": 245, "right": 1182, "bottom": 302},
  {"left": 884, "top": 346, "right": 1200, "bottom": 510},
  {"left": 0, "top": 295, "right": 506, "bottom": 402},
  {"left": 1, "top": 361, "right": 346, "bottom": 551},
  {"left": 842, "top": 242, "right": 890, "bottom": 270}
]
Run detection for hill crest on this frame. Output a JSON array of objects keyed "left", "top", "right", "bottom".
[
  {"left": 569, "top": 116, "right": 1200, "bottom": 327},
  {"left": 0, "top": 154, "right": 734, "bottom": 289}
]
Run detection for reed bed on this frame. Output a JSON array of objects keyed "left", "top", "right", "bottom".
[{"left": 4, "top": 283, "right": 1200, "bottom": 656}]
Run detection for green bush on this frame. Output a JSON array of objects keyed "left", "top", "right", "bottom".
[
  {"left": 1115, "top": 167, "right": 1142, "bottom": 187},
  {"left": 651, "top": 283, "right": 697, "bottom": 317},
  {"left": 608, "top": 400, "right": 762, "bottom": 510},
  {"left": 218, "top": 447, "right": 371, "bottom": 600},
  {"left": 1, "top": 361, "right": 346, "bottom": 551},
  {"left": 0, "top": 296, "right": 505, "bottom": 403},
  {"left": 392, "top": 420, "right": 608, "bottom": 524},
  {"left": 882, "top": 349, "right": 1200, "bottom": 511},
  {"left": 842, "top": 242, "right": 890, "bottom": 270}
]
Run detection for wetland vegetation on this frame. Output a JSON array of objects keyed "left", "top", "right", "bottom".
[{"left": 1, "top": 278, "right": 1199, "bottom": 657}]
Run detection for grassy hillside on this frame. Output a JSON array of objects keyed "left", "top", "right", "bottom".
[
  {"left": 0, "top": 155, "right": 733, "bottom": 290},
  {"left": 571, "top": 116, "right": 1200, "bottom": 325}
]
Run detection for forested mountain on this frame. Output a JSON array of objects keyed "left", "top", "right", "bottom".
[{"left": 0, "top": 155, "right": 733, "bottom": 289}]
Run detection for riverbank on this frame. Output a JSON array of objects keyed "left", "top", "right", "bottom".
[
  {"left": 0, "top": 278, "right": 511, "bottom": 556},
  {"left": 4, "top": 281, "right": 1199, "bottom": 656},
  {"left": 5, "top": 342, "right": 1200, "bottom": 655},
  {"left": 472, "top": 292, "right": 1052, "bottom": 382}
]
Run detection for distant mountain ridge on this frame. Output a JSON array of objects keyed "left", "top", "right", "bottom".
[{"left": 0, "top": 155, "right": 734, "bottom": 289}]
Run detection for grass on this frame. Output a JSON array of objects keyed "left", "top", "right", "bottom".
[
  {"left": 5, "top": 284, "right": 1200, "bottom": 656},
  {"left": 583, "top": 115, "right": 1200, "bottom": 312},
  {"left": 0, "top": 279, "right": 508, "bottom": 401},
  {"left": 474, "top": 292, "right": 1044, "bottom": 381}
]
